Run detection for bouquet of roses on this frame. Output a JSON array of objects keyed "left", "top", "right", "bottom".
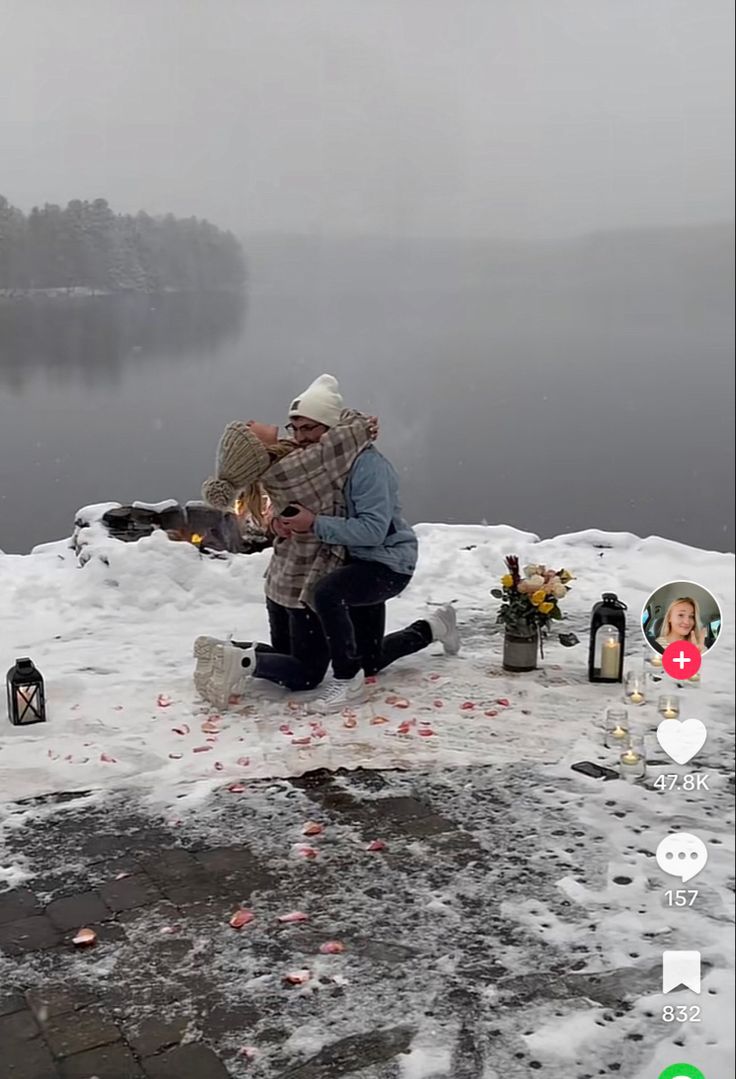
[{"left": 491, "top": 555, "right": 574, "bottom": 645}]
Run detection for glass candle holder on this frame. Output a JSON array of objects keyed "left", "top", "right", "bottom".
[
  {"left": 624, "top": 670, "right": 647, "bottom": 706},
  {"left": 648, "top": 652, "right": 663, "bottom": 669},
  {"left": 619, "top": 735, "right": 646, "bottom": 782},
  {"left": 604, "top": 707, "right": 630, "bottom": 749},
  {"left": 657, "top": 694, "right": 680, "bottom": 720}
]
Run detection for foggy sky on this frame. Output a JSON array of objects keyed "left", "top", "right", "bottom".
[{"left": 1, "top": 0, "right": 733, "bottom": 239}]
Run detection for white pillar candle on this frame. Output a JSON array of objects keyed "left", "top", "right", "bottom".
[{"left": 600, "top": 639, "right": 620, "bottom": 679}]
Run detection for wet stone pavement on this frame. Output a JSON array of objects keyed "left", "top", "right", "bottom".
[{"left": 0, "top": 765, "right": 686, "bottom": 1078}]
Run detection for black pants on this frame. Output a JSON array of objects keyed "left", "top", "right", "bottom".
[
  {"left": 311, "top": 559, "right": 430, "bottom": 680},
  {"left": 253, "top": 602, "right": 330, "bottom": 692}
]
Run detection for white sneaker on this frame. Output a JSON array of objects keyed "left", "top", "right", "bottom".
[
  {"left": 193, "top": 635, "right": 226, "bottom": 697},
  {"left": 202, "top": 644, "right": 256, "bottom": 710},
  {"left": 307, "top": 672, "right": 365, "bottom": 714},
  {"left": 426, "top": 604, "right": 460, "bottom": 655}
]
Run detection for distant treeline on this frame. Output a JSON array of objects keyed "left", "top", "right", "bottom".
[{"left": 0, "top": 195, "right": 246, "bottom": 292}]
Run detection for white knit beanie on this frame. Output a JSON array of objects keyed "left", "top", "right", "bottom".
[
  {"left": 288, "top": 374, "right": 343, "bottom": 428},
  {"left": 201, "top": 421, "right": 272, "bottom": 509}
]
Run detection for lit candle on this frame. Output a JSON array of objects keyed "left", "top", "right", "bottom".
[
  {"left": 658, "top": 694, "right": 680, "bottom": 719},
  {"left": 600, "top": 639, "right": 621, "bottom": 679},
  {"left": 619, "top": 746, "right": 646, "bottom": 781},
  {"left": 621, "top": 749, "right": 639, "bottom": 764},
  {"left": 649, "top": 653, "right": 663, "bottom": 668},
  {"left": 628, "top": 691, "right": 645, "bottom": 705}
]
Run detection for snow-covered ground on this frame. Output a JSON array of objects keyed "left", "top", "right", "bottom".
[{"left": 0, "top": 514, "right": 734, "bottom": 1076}]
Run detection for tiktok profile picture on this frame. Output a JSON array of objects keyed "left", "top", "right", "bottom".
[{"left": 641, "top": 581, "right": 722, "bottom": 657}]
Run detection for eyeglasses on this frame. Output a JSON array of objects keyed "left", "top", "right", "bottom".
[{"left": 285, "top": 421, "right": 323, "bottom": 435}]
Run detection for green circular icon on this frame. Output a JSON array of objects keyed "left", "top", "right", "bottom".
[{"left": 658, "top": 1066, "right": 706, "bottom": 1079}]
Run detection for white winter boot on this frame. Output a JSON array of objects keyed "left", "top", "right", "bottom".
[{"left": 426, "top": 604, "right": 460, "bottom": 655}]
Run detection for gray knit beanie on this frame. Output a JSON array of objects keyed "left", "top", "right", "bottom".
[{"left": 201, "top": 422, "right": 272, "bottom": 509}]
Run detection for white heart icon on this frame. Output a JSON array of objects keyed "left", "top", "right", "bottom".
[{"left": 656, "top": 718, "right": 707, "bottom": 765}]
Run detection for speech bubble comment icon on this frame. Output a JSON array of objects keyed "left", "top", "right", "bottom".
[
  {"left": 656, "top": 833, "right": 708, "bottom": 883},
  {"left": 656, "top": 718, "right": 707, "bottom": 765}
]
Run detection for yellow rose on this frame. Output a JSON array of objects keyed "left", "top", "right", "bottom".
[
  {"left": 501, "top": 574, "right": 514, "bottom": 588},
  {"left": 531, "top": 589, "right": 546, "bottom": 606},
  {"left": 539, "top": 601, "right": 554, "bottom": 615},
  {"left": 559, "top": 569, "right": 574, "bottom": 583}
]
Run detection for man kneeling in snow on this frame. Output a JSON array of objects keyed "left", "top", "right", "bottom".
[{"left": 196, "top": 374, "right": 459, "bottom": 712}]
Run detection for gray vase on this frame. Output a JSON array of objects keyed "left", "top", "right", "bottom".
[{"left": 502, "top": 628, "right": 538, "bottom": 672}]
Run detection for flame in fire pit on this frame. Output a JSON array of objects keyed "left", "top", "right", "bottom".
[{"left": 190, "top": 533, "right": 203, "bottom": 545}]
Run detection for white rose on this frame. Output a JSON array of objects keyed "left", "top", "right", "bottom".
[
  {"left": 551, "top": 582, "right": 566, "bottom": 598},
  {"left": 523, "top": 564, "right": 542, "bottom": 577},
  {"left": 526, "top": 574, "right": 545, "bottom": 590}
]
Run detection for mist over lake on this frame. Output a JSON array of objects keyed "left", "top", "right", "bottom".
[{"left": 1, "top": 226, "right": 732, "bottom": 555}]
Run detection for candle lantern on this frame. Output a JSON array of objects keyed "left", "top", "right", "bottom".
[
  {"left": 657, "top": 694, "right": 680, "bottom": 720},
  {"left": 6, "top": 658, "right": 46, "bottom": 726},
  {"left": 624, "top": 670, "right": 646, "bottom": 706},
  {"left": 619, "top": 735, "right": 646, "bottom": 782},
  {"left": 588, "top": 593, "right": 627, "bottom": 683},
  {"left": 604, "top": 707, "right": 630, "bottom": 749}
]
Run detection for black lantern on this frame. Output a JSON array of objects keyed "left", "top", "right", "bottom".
[
  {"left": 6, "top": 658, "right": 47, "bottom": 725},
  {"left": 588, "top": 593, "right": 627, "bottom": 683}
]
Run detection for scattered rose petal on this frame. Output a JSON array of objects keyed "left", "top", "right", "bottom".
[
  {"left": 214, "top": 761, "right": 224, "bottom": 771},
  {"left": 342, "top": 707, "right": 357, "bottom": 719},
  {"left": 291, "top": 736, "right": 312, "bottom": 745},
  {"left": 239, "top": 1046, "right": 258, "bottom": 1060},
  {"left": 284, "top": 969, "right": 311, "bottom": 985},
  {"left": 433, "top": 699, "right": 444, "bottom": 708},
  {"left": 277, "top": 911, "right": 310, "bottom": 923},
  {"left": 428, "top": 673, "right": 441, "bottom": 681},
  {"left": 172, "top": 724, "right": 190, "bottom": 736},
  {"left": 496, "top": 698, "right": 510, "bottom": 707},
  {"left": 229, "top": 909, "right": 255, "bottom": 929},
  {"left": 159, "top": 925, "right": 180, "bottom": 935},
  {"left": 279, "top": 724, "right": 294, "bottom": 735},
  {"left": 192, "top": 745, "right": 212, "bottom": 753},
  {"left": 319, "top": 940, "right": 345, "bottom": 954},
  {"left": 227, "top": 783, "right": 246, "bottom": 793},
  {"left": 370, "top": 714, "right": 389, "bottom": 725},
  {"left": 168, "top": 752, "right": 184, "bottom": 760},
  {"left": 206, "top": 736, "right": 218, "bottom": 743},
  {"left": 417, "top": 728, "right": 435, "bottom": 737},
  {"left": 460, "top": 701, "right": 475, "bottom": 710},
  {"left": 294, "top": 844, "right": 319, "bottom": 859},
  {"left": 396, "top": 720, "right": 413, "bottom": 735},
  {"left": 484, "top": 710, "right": 498, "bottom": 718},
  {"left": 72, "top": 927, "right": 97, "bottom": 947},
  {"left": 366, "top": 839, "right": 386, "bottom": 852},
  {"left": 100, "top": 753, "right": 117, "bottom": 763},
  {"left": 365, "top": 675, "right": 377, "bottom": 684},
  {"left": 236, "top": 756, "right": 251, "bottom": 767},
  {"left": 309, "top": 722, "right": 328, "bottom": 738},
  {"left": 157, "top": 694, "right": 173, "bottom": 708},
  {"left": 207, "top": 713, "right": 222, "bottom": 722},
  {"left": 201, "top": 721, "right": 220, "bottom": 734},
  {"left": 343, "top": 716, "right": 358, "bottom": 729},
  {"left": 393, "top": 697, "right": 410, "bottom": 709},
  {"left": 302, "top": 821, "right": 324, "bottom": 836},
  {"left": 228, "top": 694, "right": 241, "bottom": 706}
]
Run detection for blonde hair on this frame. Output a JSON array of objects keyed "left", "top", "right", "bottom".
[
  {"left": 661, "top": 596, "right": 706, "bottom": 651},
  {"left": 240, "top": 440, "right": 295, "bottom": 526}
]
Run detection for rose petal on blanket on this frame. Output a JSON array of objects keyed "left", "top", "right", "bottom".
[
  {"left": 366, "top": 839, "right": 386, "bottom": 851},
  {"left": 319, "top": 940, "right": 345, "bottom": 954},
  {"left": 100, "top": 753, "right": 117, "bottom": 763},
  {"left": 417, "top": 728, "right": 435, "bottom": 737},
  {"left": 277, "top": 911, "right": 310, "bottom": 923},
  {"left": 72, "top": 927, "right": 97, "bottom": 947},
  {"left": 284, "top": 969, "right": 311, "bottom": 985},
  {"left": 396, "top": 720, "right": 412, "bottom": 735},
  {"left": 157, "top": 694, "right": 173, "bottom": 708},
  {"left": 302, "top": 821, "right": 324, "bottom": 836},
  {"left": 370, "top": 714, "right": 389, "bottom": 725},
  {"left": 496, "top": 698, "right": 510, "bottom": 707},
  {"left": 460, "top": 701, "right": 475, "bottom": 710},
  {"left": 229, "top": 909, "right": 255, "bottom": 929},
  {"left": 294, "top": 844, "right": 319, "bottom": 859},
  {"left": 279, "top": 724, "right": 294, "bottom": 735},
  {"left": 484, "top": 710, "right": 499, "bottom": 718}
]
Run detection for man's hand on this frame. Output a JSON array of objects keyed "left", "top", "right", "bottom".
[
  {"left": 271, "top": 517, "right": 292, "bottom": 539},
  {"left": 283, "top": 505, "right": 316, "bottom": 534}
]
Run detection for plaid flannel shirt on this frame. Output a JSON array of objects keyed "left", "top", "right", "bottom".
[{"left": 261, "top": 410, "right": 373, "bottom": 608}]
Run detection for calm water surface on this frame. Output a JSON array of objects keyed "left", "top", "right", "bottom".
[{"left": 0, "top": 235, "right": 733, "bottom": 554}]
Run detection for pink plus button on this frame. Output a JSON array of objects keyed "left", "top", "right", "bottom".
[{"left": 662, "top": 640, "right": 702, "bottom": 680}]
